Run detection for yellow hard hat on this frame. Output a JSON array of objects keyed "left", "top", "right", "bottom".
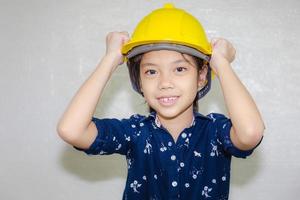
[
  {"left": 122, "top": 3, "right": 212, "bottom": 59},
  {"left": 123, "top": 3, "right": 213, "bottom": 99}
]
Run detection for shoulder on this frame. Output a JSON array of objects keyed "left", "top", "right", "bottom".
[
  {"left": 120, "top": 113, "right": 148, "bottom": 126},
  {"left": 204, "top": 113, "right": 231, "bottom": 128},
  {"left": 126, "top": 113, "right": 147, "bottom": 122},
  {"left": 112, "top": 114, "right": 150, "bottom": 132},
  {"left": 194, "top": 112, "right": 231, "bottom": 133},
  {"left": 194, "top": 112, "right": 229, "bottom": 123},
  {"left": 90, "top": 113, "right": 148, "bottom": 133},
  {"left": 93, "top": 113, "right": 147, "bottom": 123},
  {"left": 206, "top": 113, "right": 229, "bottom": 121}
]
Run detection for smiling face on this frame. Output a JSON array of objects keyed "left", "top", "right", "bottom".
[{"left": 139, "top": 50, "right": 206, "bottom": 120}]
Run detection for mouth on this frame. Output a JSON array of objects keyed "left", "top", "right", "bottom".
[{"left": 157, "top": 96, "right": 179, "bottom": 106}]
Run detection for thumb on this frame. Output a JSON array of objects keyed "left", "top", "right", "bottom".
[{"left": 121, "top": 32, "right": 130, "bottom": 44}]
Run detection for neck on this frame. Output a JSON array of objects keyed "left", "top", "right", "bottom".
[{"left": 157, "top": 107, "right": 194, "bottom": 142}]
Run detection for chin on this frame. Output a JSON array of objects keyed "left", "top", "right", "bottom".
[
  {"left": 148, "top": 98, "right": 194, "bottom": 119},
  {"left": 156, "top": 107, "right": 191, "bottom": 120}
]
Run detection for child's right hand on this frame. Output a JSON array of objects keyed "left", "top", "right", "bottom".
[{"left": 105, "top": 31, "right": 130, "bottom": 66}]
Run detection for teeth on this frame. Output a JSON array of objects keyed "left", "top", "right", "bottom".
[{"left": 160, "top": 97, "right": 177, "bottom": 102}]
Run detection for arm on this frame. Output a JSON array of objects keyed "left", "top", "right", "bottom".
[
  {"left": 56, "top": 32, "right": 129, "bottom": 149},
  {"left": 210, "top": 38, "right": 265, "bottom": 151}
]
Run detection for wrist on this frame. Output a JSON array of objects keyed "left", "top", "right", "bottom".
[
  {"left": 105, "top": 52, "right": 123, "bottom": 62},
  {"left": 214, "top": 61, "right": 233, "bottom": 81},
  {"left": 210, "top": 56, "right": 230, "bottom": 76},
  {"left": 105, "top": 51, "right": 124, "bottom": 64},
  {"left": 97, "top": 53, "right": 122, "bottom": 74}
]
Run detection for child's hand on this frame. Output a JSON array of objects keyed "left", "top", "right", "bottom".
[
  {"left": 209, "top": 38, "right": 236, "bottom": 76},
  {"left": 105, "top": 31, "right": 130, "bottom": 66}
]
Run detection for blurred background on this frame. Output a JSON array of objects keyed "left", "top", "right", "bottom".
[{"left": 1, "top": 0, "right": 299, "bottom": 199}]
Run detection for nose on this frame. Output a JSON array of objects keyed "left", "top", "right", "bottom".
[{"left": 158, "top": 72, "right": 174, "bottom": 90}]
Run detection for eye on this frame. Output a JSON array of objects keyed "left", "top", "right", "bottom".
[
  {"left": 145, "top": 69, "right": 157, "bottom": 75},
  {"left": 175, "top": 67, "right": 187, "bottom": 73}
]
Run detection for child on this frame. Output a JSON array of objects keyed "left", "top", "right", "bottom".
[{"left": 57, "top": 3, "right": 265, "bottom": 200}]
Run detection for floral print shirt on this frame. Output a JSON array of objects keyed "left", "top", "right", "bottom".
[{"left": 74, "top": 112, "right": 260, "bottom": 200}]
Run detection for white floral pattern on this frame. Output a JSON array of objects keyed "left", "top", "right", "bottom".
[
  {"left": 130, "top": 180, "right": 142, "bottom": 193},
  {"left": 76, "top": 113, "right": 257, "bottom": 199},
  {"left": 202, "top": 186, "right": 212, "bottom": 198}
]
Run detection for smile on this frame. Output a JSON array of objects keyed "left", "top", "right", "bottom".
[{"left": 157, "top": 96, "right": 179, "bottom": 106}]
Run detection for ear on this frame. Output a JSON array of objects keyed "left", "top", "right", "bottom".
[{"left": 197, "top": 65, "right": 208, "bottom": 90}]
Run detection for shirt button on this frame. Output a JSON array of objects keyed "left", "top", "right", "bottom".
[
  {"left": 181, "top": 132, "right": 187, "bottom": 138},
  {"left": 171, "top": 155, "right": 176, "bottom": 161},
  {"left": 172, "top": 181, "right": 178, "bottom": 187}
]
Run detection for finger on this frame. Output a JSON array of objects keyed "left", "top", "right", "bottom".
[
  {"left": 211, "top": 38, "right": 217, "bottom": 43},
  {"left": 210, "top": 38, "right": 219, "bottom": 47},
  {"left": 122, "top": 36, "right": 130, "bottom": 44},
  {"left": 120, "top": 31, "right": 130, "bottom": 37}
]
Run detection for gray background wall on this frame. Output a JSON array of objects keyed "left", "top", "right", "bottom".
[{"left": 1, "top": 0, "right": 299, "bottom": 199}]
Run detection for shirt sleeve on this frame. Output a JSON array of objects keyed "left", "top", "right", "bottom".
[
  {"left": 73, "top": 115, "right": 139, "bottom": 156},
  {"left": 210, "top": 113, "right": 263, "bottom": 158}
]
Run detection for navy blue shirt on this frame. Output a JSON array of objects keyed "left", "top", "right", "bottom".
[{"left": 75, "top": 112, "right": 260, "bottom": 200}]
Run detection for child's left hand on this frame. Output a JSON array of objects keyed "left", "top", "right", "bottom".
[{"left": 209, "top": 38, "right": 236, "bottom": 76}]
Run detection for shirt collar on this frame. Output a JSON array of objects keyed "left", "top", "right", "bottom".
[
  {"left": 139, "top": 111, "right": 212, "bottom": 127},
  {"left": 154, "top": 114, "right": 195, "bottom": 128}
]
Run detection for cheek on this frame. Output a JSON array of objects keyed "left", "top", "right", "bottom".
[
  {"left": 141, "top": 86, "right": 156, "bottom": 106},
  {"left": 182, "top": 75, "right": 198, "bottom": 90},
  {"left": 140, "top": 78, "right": 155, "bottom": 94},
  {"left": 188, "top": 82, "right": 199, "bottom": 96},
  {"left": 183, "top": 78, "right": 199, "bottom": 99},
  {"left": 139, "top": 75, "right": 147, "bottom": 92}
]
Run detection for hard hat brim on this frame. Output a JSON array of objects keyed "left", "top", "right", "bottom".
[{"left": 126, "top": 43, "right": 210, "bottom": 62}]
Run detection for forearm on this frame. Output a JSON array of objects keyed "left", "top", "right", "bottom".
[
  {"left": 57, "top": 54, "right": 119, "bottom": 139},
  {"left": 217, "top": 59, "right": 265, "bottom": 144}
]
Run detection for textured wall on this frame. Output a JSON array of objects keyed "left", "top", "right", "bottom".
[{"left": 1, "top": 0, "right": 299, "bottom": 199}]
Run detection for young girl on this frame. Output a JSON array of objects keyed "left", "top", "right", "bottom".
[{"left": 57, "top": 3, "right": 264, "bottom": 200}]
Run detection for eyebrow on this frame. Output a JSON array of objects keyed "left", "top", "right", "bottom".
[{"left": 141, "top": 59, "right": 188, "bottom": 68}]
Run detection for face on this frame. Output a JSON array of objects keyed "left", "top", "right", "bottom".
[{"left": 139, "top": 50, "right": 206, "bottom": 120}]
